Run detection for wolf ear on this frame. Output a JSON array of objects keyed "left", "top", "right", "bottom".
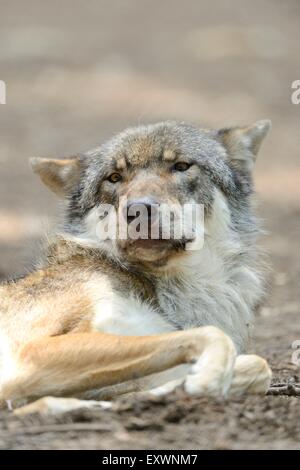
[
  {"left": 217, "top": 119, "right": 271, "bottom": 172},
  {"left": 30, "top": 157, "right": 81, "bottom": 197}
]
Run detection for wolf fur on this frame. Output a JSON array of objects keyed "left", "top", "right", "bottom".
[{"left": 0, "top": 120, "right": 272, "bottom": 414}]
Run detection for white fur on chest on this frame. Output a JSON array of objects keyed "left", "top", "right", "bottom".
[{"left": 91, "top": 290, "right": 175, "bottom": 336}]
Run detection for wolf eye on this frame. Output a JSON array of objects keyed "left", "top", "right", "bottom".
[
  {"left": 173, "top": 162, "right": 191, "bottom": 172},
  {"left": 107, "top": 173, "right": 122, "bottom": 183}
]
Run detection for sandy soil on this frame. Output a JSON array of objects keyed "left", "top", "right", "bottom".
[{"left": 0, "top": 0, "right": 299, "bottom": 450}]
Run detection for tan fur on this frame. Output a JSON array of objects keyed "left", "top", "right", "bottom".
[{"left": 30, "top": 157, "right": 80, "bottom": 197}]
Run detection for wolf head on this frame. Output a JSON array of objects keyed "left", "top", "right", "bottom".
[{"left": 30, "top": 120, "right": 271, "bottom": 268}]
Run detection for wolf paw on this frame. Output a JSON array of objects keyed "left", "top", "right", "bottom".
[
  {"left": 184, "top": 327, "right": 237, "bottom": 397},
  {"left": 228, "top": 354, "right": 272, "bottom": 397}
]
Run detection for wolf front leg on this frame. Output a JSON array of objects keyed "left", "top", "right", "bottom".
[
  {"left": 1, "top": 326, "right": 236, "bottom": 405},
  {"left": 14, "top": 353, "right": 272, "bottom": 416}
]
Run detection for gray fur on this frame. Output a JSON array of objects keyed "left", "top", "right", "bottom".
[{"left": 42, "top": 120, "right": 271, "bottom": 352}]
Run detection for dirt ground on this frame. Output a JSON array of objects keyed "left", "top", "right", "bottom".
[{"left": 0, "top": 0, "right": 299, "bottom": 450}]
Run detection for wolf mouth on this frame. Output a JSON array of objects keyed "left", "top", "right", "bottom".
[{"left": 124, "top": 237, "right": 192, "bottom": 251}]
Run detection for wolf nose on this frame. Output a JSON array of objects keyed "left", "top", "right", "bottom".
[{"left": 126, "top": 198, "right": 159, "bottom": 224}]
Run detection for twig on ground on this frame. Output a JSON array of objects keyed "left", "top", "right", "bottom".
[{"left": 267, "top": 383, "right": 300, "bottom": 396}]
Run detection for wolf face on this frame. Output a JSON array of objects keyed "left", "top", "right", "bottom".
[{"left": 31, "top": 120, "right": 270, "bottom": 268}]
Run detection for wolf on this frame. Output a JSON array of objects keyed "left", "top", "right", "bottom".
[{"left": 0, "top": 120, "right": 272, "bottom": 415}]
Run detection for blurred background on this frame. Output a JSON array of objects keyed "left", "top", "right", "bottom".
[
  {"left": 1, "top": 1, "right": 300, "bottom": 448},
  {"left": 0, "top": 0, "right": 299, "bottom": 314}
]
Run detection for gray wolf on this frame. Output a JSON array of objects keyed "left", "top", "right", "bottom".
[{"left": 0, "top": 120, "right": 272, "bottom": 415}]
